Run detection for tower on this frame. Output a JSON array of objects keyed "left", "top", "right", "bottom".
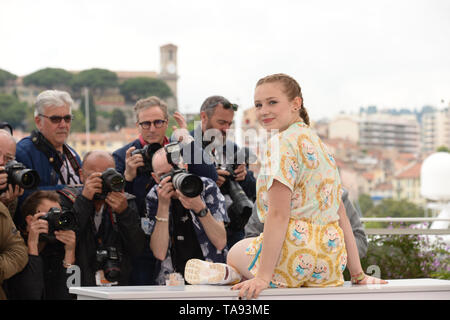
[{"left": 158, "top": 44, "right": 178, "bottom": 113}]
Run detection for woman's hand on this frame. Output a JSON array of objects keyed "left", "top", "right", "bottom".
[{"left": 231, "top": 277, "right": 269, "bottom": 300}]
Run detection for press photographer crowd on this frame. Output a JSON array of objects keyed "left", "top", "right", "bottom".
[{"left": 1, "top": 75, "right": 375, "bottom": 300}]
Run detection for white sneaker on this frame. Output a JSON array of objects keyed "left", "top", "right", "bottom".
[{"left": 184, "top": 259, "right": 241, "bottom": 285}]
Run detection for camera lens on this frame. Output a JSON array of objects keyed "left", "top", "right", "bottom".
[
  {"left": 109, "top": 175, "right": 124, "bottom": 192},
  {"left": 172, "top": 172, "right": 203, "bottom": 198},
  {"left": 10, "top": 168, "right": 40, "bottom": 189}
]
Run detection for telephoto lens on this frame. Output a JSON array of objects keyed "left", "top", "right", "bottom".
[{"left": 4, "top": 160, "right": 40, "bottom": 189}]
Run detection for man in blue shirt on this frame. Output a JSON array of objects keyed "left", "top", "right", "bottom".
[
  {"left": 146, "top": 146, "right": 228, "bottom": 284},
  {"left": 112, "top": 96, "right": 217, "bottom": 285}
]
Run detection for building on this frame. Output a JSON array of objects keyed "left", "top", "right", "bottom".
[
  {"left": 392, "top": 161, "right": 424, "bottom": 205},
  {"left": 329, "top": 113, "right": 421, "bottom": 154},
  {"left": 3, "top": 44, "right": 179, "bottom": 114},
  {"left": 421, "top": 108, "right": 450, "bottom": 153}
]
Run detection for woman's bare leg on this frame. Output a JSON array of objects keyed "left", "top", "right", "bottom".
[{"left": 226, "top": 237, "right": 257, "bottom": 281}]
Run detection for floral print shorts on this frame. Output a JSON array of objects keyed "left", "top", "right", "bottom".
[{"left": 246, "top": 219, "right": 347, "bottom": 288}]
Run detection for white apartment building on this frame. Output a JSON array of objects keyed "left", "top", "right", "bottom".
[
  {"left": 329, "top": 113, "right": 421, "bottom": 154},
  {"left": 421, "top": 108, "right": 450, "bottom": 153}
]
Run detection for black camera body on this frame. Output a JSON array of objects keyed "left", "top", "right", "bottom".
[
  {"left": 160, "top": 168, "right": 203, "bottom": 198},
  {"left": 1, "top": 160, "right": 40, "bottom": 192},
  {"left": 96, "top": 246, "right": 121, "bottom": 283},
  {"left": 94, "top": 168, "right": 125, "bottom": 200},
  {"left": 131, "top": 143, "right": 163, "bottom": 174},
  {"left": 38, "top": 207, "right": 78, "bottom": 242},
  {"left": 218, "top": 163, "right": 253, "bottom": 231}
]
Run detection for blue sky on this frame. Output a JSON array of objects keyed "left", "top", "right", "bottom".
[{"left": 1, "top": 0, "right": 449, "bottom": 120}]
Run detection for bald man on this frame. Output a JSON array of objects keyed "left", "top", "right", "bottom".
[
  {"left": 58, "top": 150, "right": 145, "bottom": 286},
  {"left": 146, "top": 147, "right": 229, "bottom": 284},
  {"left": 0, "top": 129, "right": 24, "bottom": 217}
]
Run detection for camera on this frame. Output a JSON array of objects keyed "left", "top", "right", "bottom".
[
  {"left": 160, "top": 168, "right": 203, "bottom": 198},
  {"left": 96, "top": 246, "right": 121, "bottom": 283},
  {"left": 38, "top": 207, "right": 78, "bottom": 242},
  {"left": 131, "top": 143, "right": 163, "bottom": 174},
  {"left": 219, "top": 164, "right": 254, "bottom": 231},
  {"left": 1, "top": 160, "right": 40, "bottom": 192},
  {"left": 94, "top": 168, "right": 125, "bottom": 200}
]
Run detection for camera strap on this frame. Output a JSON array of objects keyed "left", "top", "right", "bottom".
[{"left": 31, "top": 130, "right": 81, "bottom": 185}]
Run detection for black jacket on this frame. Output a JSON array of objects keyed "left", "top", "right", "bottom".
[
  {"left": 59, "top": 187, "right": 145, "bottom": 286},
  {"left": 6, "top": 241, "right": 75, "bottom": 300}
]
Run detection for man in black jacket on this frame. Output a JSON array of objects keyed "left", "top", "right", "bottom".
[
  {"left": 191, "top": 95, "right": 257, "bottom": 249},
  {"left": 59, "top": 150, "right": 145, "bottom": 286}
]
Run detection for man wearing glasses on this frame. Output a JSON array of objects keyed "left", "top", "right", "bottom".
[
  {"left": 112, "top": 96, "right": 217, "bottom": 285},
  {"left": 14, "top": 90, "right": 81, "bottom": 226}
]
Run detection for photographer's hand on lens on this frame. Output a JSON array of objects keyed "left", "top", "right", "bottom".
[
  {"left": 176, "top": 191, "right": 205, "bottom": 213},
  {"left": 157, "top": 176, "right": 175, "bottom": 207},
  {"left": 124, "top": 147, "right": 145, "bottom": 181},
  {"left": 216, "top": 169, "right": 230, "bottom": 188},
  {"left": 233, "top": 164, "right": 247, "bottom": 182},
  {"left": 27, "top": 212, "right": 49, "bottom": 255},
  {"left": 105, "top": 191, "right": 128, "bottom": 214},
  {"left": 82, "top": 172, "right": 103, "bottom": 200},
  {"left": 0, "top": 184, "right": 24, "bottom": 206}
]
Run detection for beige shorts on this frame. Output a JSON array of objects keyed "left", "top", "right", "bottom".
[{"left": 246, "top": 219, "right": 347, "bottom": 288}]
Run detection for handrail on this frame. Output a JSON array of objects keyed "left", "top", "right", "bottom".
[
  {"left": 360, "top": 217, "right": 450, "bottom": 235},
  {"left": 360, "top": 217, "right": 450, "bottom": 222}
]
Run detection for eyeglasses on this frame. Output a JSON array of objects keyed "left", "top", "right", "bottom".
[
  {"left": 39, "top": 114, "right": 73, "bottom": 124},
  {"left": 205, "top": 101, "right": 238, "bottom": 112},
  {"left": 139, "top": 119, "right": 167, "bottom": 129}
]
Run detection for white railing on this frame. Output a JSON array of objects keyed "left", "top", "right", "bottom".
[{"left": 360, "top": 217, "right": 450, "bottom": 235}]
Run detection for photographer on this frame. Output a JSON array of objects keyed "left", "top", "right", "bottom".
[
  {"left": 112, "top": 96, "right": 217, "bottom": 285},
  {"left": 146, "top": 145, "right": 229, "bottom": 285},
  {"left": 0, "top": 128, "right": 25, "bottom": 217},
  {"left": 5, "top": 190, "right": 77, "bottom": 300},
  {"left": 191, "top": 95, "right": 256, "bottom": 248},
  {"left": 60, "top": 150, "right": 144, "bottom": 286},
  {"left": 14, "top": 90, "right": 82, "bottom": 228}
]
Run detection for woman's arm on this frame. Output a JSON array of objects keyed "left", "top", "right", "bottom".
[
  {"left": 257, "top": 180, "right": 291, "bottom": 281},
  {"left": 338, "top": 201, "right": 388, "bottom": 285},
  {"left": 232, "top": 179, "right": 291, "bottom": 299}
]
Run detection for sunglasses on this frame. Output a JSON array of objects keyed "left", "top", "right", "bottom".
[
  {"left": 39, "top": 114, "right": 73, "bottom": 124},
  {"left": 206, "top": 101, "right": 238, "bottom": 111},
  {"left": 139, "top": 119, "right": 167, "bottom": 129}
]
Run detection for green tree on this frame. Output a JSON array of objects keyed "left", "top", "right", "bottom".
[
  {"left": 22, "top": 68, "right": 73, "bottom": 89},
  {"left": 0, "top": 93, "right": 28, "bottom": 129},
  {"left": 109, "top": 109, "right": 127, "bottom": 131},
  {"left": 79, "top": 91, "right": 97, "bottom": 131},
  {"left": 436, "top": 145, "right": 450, "bottom": 153},
  {"left": 71, "top": 68, "right": 118, "bottom": 93},
  {"left": 357, "top": 194, "right": 374, "bottom": 215},
  {"left": 119, "top": 77, "right": 173, "bottom": 103},
  {"left": 0, "top": 69, "right": 17, "bottom": 86},
  {"left": 70, "top": 109, "right": 86, "bottom": 133}
]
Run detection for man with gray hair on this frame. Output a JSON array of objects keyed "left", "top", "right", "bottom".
[
  {"left": 14, "top": 90, "right": 82, "bottom": 227},
  {"left": 112, "top": 95, "right": 217, "bottom": 285}
]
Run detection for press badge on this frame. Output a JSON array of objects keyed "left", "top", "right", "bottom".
[{"left": 141, "top": 217, "right": 151, "bottom": 235}]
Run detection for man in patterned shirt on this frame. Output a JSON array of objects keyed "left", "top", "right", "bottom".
[{"left": 146, "top": 147, "right": 229, "bottom": 285}]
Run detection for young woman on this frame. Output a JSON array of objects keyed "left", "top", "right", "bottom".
[{"left": 184, "top": 73, "right": 387, "bottom": 299}]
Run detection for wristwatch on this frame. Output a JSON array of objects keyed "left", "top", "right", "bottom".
[{"left": 194, "top": 207, "right": 208, "bottom": 217}]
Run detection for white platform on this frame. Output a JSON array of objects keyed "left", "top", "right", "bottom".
[{"left": 69, "top": 278, "right": 450, "bottom": 300}]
